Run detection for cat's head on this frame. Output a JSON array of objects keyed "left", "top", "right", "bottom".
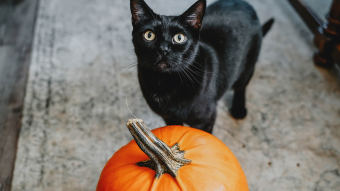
[{"left": 130, "top": 0, "right": 206, "bottom": 73}]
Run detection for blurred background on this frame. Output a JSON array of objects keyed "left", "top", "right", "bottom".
[{"left": 0, "top": 0, "right": 339, "bottom": 190}]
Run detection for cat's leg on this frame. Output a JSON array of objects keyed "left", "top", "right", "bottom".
[
  {"left": 230, "top": 65, "right": 256, "bottom": 119},
  {"left": 193, "top": 113, "right": 216, "bottom": 133},
  {"left": 188, "top": 109, "right": 217, "bottom": 134},
  {"left": 230, "top": 36, "right": 261, "bottom": 119},
  {"left": 229, "top": 86, "right": 248, "bottom": 119}
]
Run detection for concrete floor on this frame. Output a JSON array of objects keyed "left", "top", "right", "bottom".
[{"left": 11, "top": 0, "right": 340, "bottom": 190}]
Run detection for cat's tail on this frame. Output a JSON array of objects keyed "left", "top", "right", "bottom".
[{"left": 262, "top": 18, "right": 274, "bottom": 37}]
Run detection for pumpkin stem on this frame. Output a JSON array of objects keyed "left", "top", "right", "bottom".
[{"left": 126, "top": 119, "right": 191, "bottom": 178}]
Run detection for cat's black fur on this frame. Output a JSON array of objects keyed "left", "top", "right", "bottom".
[{"left": 130, "top": 0, "right": 273, "bottom": 133}]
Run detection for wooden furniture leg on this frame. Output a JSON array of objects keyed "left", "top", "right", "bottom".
[
  {"left": 288, "top": 0, "right": 340, "bottom": 68},
  {"left": 314, "top": 0, "right": 340, "bottom": 67}
]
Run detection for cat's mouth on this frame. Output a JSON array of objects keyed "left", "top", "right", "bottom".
[{"left": 155, "top": 60, "right": 171, "bottom": 72}]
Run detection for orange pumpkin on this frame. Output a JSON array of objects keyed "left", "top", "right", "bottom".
[{"left": 97, "top": 119, "right": 249, "bottom": 191}]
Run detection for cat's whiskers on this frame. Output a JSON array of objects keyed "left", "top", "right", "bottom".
[
  {"left": 176, "top": 71, "right": 184, "bottom": 84},
  {"left": 180, "top": 67, "right": 197, "bottom": 89},
  {"left": 186, "top": 59, "right": 217, "bottom": 76},
  {"left": 121, "top": 63, "right": 138, "bottom": 71},
  {"left": 184, "top": 58, "right": 222, "bottom": 81},
  {"left": 182, "top": 65, "right": 201, "bottom": 87},
  {"left": 165, "top": 55, "right": 202, "bottom": 87}
]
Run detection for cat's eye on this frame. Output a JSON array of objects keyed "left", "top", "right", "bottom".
[
  {"left": 173, "top": 33, "right": 187, "bottom": 44},
  {"left": 144, "top": 30, "right": 156, "bottom": 41}
]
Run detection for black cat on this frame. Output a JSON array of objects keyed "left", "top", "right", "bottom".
[{"left": 130, "top": 0, "right": 273, "bottom": 133}]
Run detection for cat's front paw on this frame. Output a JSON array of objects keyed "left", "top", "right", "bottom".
[{"left": 229, "top": 107, "right": 247, "bottom": 119}]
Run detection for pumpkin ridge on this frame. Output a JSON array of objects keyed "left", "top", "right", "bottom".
[
  {"left": 105, "top": 147, "right": 148, "bottom": 171},
  {"left": 182, "top": 162, "right": 239, "bottom": 178},
  {"left": 174, "top": 174, "right": 187, "bottom": 191},
  {"left": 125, "top": 167, "right": 154, "bottom": 189},
  {"left": 169, "top": 126, "right": 193, "bottom": 142},
  {"left": 148, "top": 175, "right": 159, "bottom": 191}
]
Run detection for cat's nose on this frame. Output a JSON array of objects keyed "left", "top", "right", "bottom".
[{"left": 160, "top": 43, "right": 170, "bottom": 55}]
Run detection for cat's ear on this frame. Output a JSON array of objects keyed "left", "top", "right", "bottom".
[
  {"left": 130, "top": 0, "right": 155, "bottom": 25},
  {"left": 180, "top": 0, "right": 206, "bottom": 29}
]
